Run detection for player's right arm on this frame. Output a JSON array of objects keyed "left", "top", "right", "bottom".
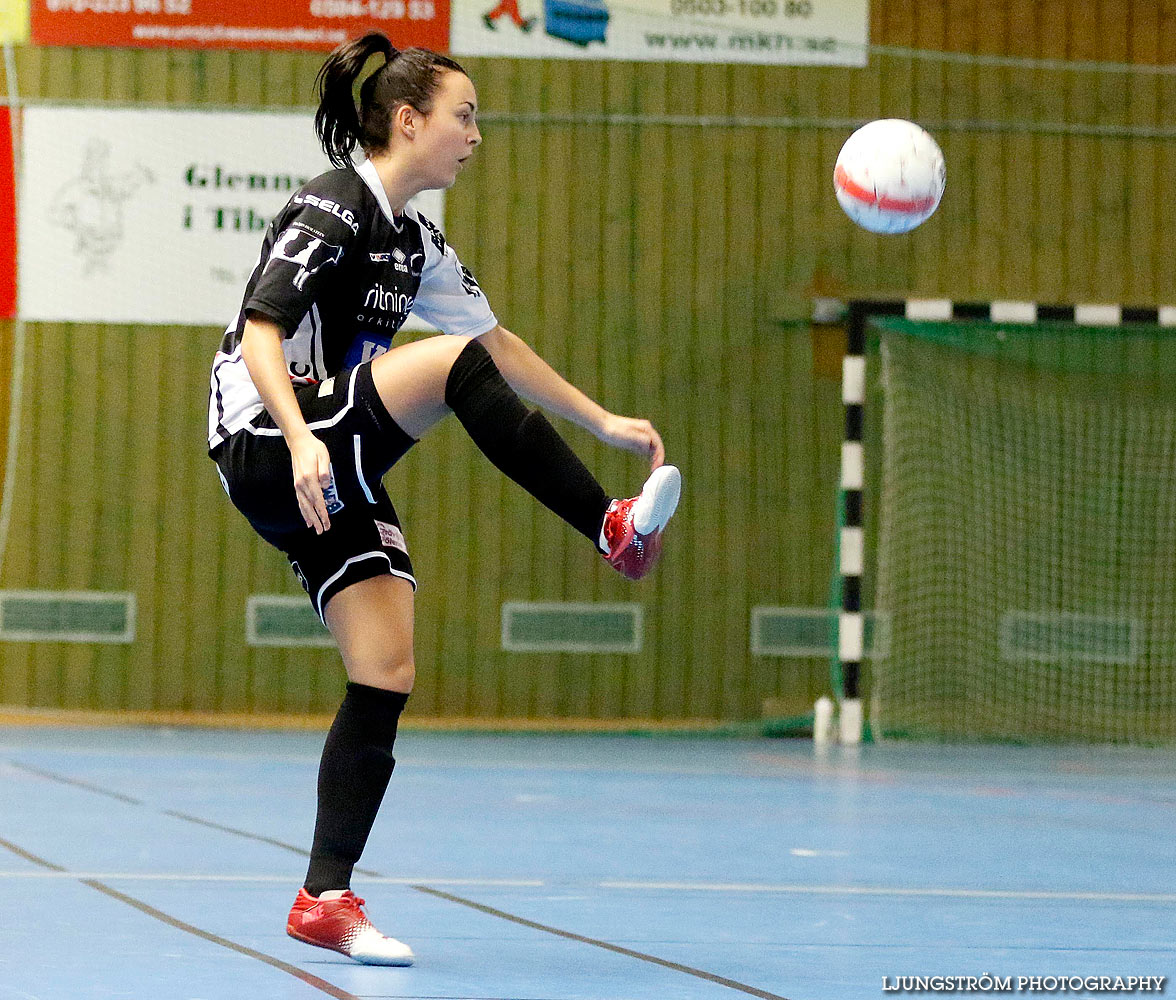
[
  {"left": 240, "top": 313, "right": 333, "bottom": 535},
  {"left": 237, "top": 174, "right": 362, "bottom": 533}
]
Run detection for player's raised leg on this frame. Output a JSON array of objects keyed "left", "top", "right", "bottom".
[{"left": 368, "top": 335, "right": 681, "bottom": 578}]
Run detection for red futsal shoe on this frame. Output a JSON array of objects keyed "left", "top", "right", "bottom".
[
  {"left": 602, "top": 465, "right": 682, "bottom": 580},
  {"left": 286, "top": 888, "right": 414, "bottom": 966}
]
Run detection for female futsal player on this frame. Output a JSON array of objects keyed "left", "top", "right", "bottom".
[{"left": 207, "top": 33, "right": 681, "bottom": 965}]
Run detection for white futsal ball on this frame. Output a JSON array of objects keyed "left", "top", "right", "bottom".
[{"left": 833, "top": 119, "right": 946, "bottom": 234}]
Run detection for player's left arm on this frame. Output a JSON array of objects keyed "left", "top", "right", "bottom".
[
  {"left": 411, "top": 221, "right": 665, "bottom": 468},
  {"left": 477, "top": 324, "right": 665, "bottom": 470}
]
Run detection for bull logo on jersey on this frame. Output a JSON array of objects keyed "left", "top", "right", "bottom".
[
  {"left": 266, "top": 225, "right": 344, "bottom": 291},
  {"left": 458, "top": 262, "right": 482, "bottom": 298},
  {"left": 416, "top": 213, "right": 447, "bottom": 255}
]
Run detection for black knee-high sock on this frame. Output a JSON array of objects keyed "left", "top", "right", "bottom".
[
  {"left": 445, "top": 339, "right": 611, "bottom": 545},
  {"left": 304, "top": 682, "right": 408, "bottom": 897}
]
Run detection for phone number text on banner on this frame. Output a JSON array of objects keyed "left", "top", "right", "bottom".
[
  {"left": 31, "top": 0, "right": 448, "bottom": 51},
  {"left": 452, "top": 0, "right": 866, "bottom": 65}
]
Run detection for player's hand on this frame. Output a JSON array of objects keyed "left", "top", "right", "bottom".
[
  {"left": 598, "top": 414, "right": 665, "bottom": 470},
  {"left": 289, "top": 433, "right": 333, "bottom": 534}
]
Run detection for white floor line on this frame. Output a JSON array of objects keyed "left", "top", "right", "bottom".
[
  {"left": 3, "top": 871, "right": 1170, "bottom": 903},
  {"left": 1, "top": 746, "right": 755, "bottom": 777},
  {"left": 0, "top": 872, "right": 544, "bottom": 886},
  {"left": 599, "top": 881, "right": 1176, "bottom": 902}
]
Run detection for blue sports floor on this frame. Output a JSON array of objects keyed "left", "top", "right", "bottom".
[{"left": 1, "top": 727, "right": 1173, "bottom": 999}]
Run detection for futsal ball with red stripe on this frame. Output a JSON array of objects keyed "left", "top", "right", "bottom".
[{"left": 833, "top": 119, "right": 946, "bottom": 234}]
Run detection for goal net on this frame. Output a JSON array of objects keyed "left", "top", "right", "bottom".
[{"left": 868, "top": 315, "right": 1176, "bottom": 743}]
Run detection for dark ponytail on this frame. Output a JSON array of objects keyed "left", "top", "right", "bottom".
[{"left": 314, "top": 31, "right": 468, "bottom": 170}]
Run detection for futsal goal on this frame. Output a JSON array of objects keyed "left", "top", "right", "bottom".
[{"left": 840, "top": 300, "right": 1176, "bottom": 744}]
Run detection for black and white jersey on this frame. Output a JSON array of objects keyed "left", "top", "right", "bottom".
[{"left": 208, "top": 158, "right": 497, "bottom": 450}]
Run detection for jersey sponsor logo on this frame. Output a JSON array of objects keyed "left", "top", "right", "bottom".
[
  {"left": 267, "top": 226, "right": 344, "bottom": 291},
  {"left": 370, "top": 249, "right": 424, "bottom": 278},
  {"left": 355, "top": 313, "right": 404, "bottom": 330},
  {"left": 368, "top": 249, "right": 422, "bottom": 278},
  {"left": 292, "top": 192, "right": 360, "bottom": 234},
  {"left": 364, "top": 281, "right": 415, "bottom": 315},
  {"left": 375, "top": 520, "right": 408, "bottom": 555},
  {"left": 344, "top": 334, "right": 392, "bottom": 369},
  {"left": 322, "top": 466, "right": 344, "bottom": 515},
  {"left": 416, "top": 213, "right": 447, "bottom": 255}
]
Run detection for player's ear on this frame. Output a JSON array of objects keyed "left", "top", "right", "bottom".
[{"left": 394, "top": 103, "right": 417, "bottom": 140}]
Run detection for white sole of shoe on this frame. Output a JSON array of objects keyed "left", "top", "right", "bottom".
[
  {"left": 632, "top": 465, "right": 682, "bottom": 535},
  {"left": 348, "top": 926, "right": 415, "bottom": 966}
]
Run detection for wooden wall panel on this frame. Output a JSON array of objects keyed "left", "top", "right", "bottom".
[{"left": 3, "top": 0, "right": 1175, "bottom": 720}]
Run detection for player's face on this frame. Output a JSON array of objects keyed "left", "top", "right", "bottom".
[{"left": 419, "top": 71, "right": 481, "bottom": 189}]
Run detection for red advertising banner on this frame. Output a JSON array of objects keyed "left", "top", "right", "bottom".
[
  {"left": 30, "top": 1, "right": 449, "bottom": 52},
  {"left": 0, "top": 107, "right": 15, "bottom": 320}
]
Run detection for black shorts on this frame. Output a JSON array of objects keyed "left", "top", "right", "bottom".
[{"left": 212, "top": 363, "right": 417, "bottom": 622}]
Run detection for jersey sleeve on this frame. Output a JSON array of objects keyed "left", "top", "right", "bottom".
[
  {"left": 244, "top": 181, "right": 363, "bottom": 335},
  {"left": 408, "top": 211, "right": 498, "bottom": 337}
]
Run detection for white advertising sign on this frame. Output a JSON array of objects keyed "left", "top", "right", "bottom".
[
  {"left": 452, "top": 0, "right": 867, "bottom": 65},
  {"left": 19, "top": 108, "right": 444, "bottom": 326}
]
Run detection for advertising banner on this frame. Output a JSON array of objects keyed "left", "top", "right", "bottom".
[
  {"left": 0, "top": 0, "right": 30, "bottom": 43},
  {"left": 0, "top": 107, "right": 15, "bottom": 320},
  {"left": 30, "top": 0, "right": 448, "bottom": 53},
  {"left": 451, "top": 0, "right": 867, "bottom": 65},
  {"left": 18, "top": 107, "right": 443, "bottom": 326}
]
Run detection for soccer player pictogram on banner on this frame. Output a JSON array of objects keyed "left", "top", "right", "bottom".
[{"left": 481, "top": 0, "right": 535, "bottom": 32}]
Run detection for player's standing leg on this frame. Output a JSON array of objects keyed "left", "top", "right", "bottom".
[
  {"left": 285, "top": 336, "right": 679, "bottom": 966},
  {"left": 286, "top": 576, "right": 417, "bottom": 966}
]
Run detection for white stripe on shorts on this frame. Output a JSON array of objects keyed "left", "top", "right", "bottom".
[
  {"left": 245, "top": 366, "right": 360, "bottom": 437},
  {"left": 314, "top": 551, "right": 417, "bottom": 623},
  {"left": 354, "top": 434, "right": 376, "bottom": 504}
]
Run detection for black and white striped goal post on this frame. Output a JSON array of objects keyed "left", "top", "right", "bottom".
[{"left": 818, "top": 297, "right": 1176, "bottom": 745}]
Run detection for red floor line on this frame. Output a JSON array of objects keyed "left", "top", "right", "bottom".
[
  {"left": 0, "top": 834, "right": 360, "bottom": 1000},
  {"left": 413, "top": 884, "right": 793, "bottom": 1000}
]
